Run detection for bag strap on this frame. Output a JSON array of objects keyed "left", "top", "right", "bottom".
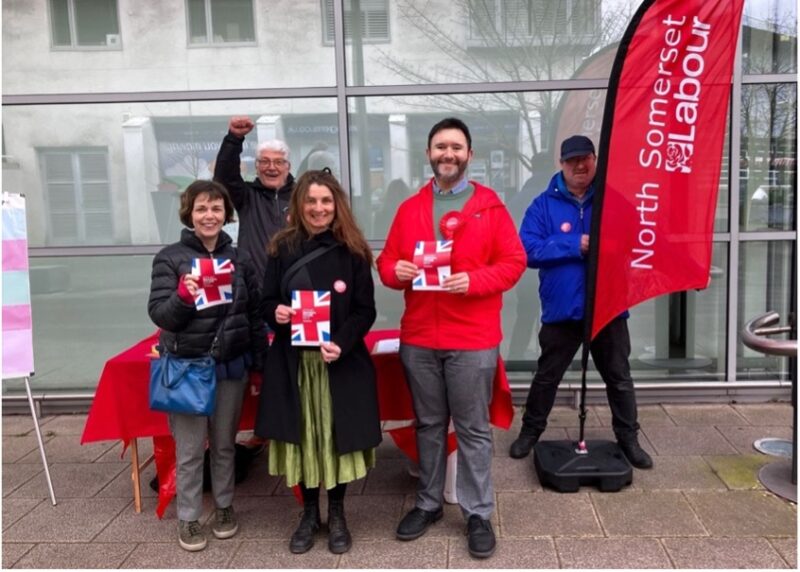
[{"left": 280, "top": 243, "right": 340, "bottom": 301}]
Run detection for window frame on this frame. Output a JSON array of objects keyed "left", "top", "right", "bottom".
[
  {"left": 48, "top": 0, "right": 122, "bottom": 51},
  {"left": 186, "top": 0, "right": 258, "bottom": 47}
]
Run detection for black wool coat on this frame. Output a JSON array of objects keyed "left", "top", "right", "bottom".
[{"left": 255, "top": 230, "right": 382, "bottom": 454}]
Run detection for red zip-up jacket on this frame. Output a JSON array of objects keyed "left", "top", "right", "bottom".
[{"left": 377, "top": 180, "right": 526, "bottom": 350}]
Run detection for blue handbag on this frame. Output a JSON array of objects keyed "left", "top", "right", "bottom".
[{"left": 149, "top": 352, "right": 217, "bottom": 416}]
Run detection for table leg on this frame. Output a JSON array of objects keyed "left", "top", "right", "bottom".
[{"left": 131, "top": 438, "right": 142, "bottom": 513}]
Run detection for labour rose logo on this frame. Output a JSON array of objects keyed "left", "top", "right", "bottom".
[{"left": 665, "top": 142, "right": 693, "bottom": 174}]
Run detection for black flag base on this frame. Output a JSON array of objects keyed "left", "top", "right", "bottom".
[{"left": 533, "top": 440, "right": 633, "bottom": 493}]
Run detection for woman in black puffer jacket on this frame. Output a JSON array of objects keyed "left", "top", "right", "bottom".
[{"left": 148, "top": 180, "right": 265, "bottom": 552}]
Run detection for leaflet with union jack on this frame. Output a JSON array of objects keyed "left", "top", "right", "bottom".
[
  {"left": 191, "top": 258, "right": 234, "bottom": 311},
  {"left": 291, "top": 290, "right": 331, "bottom": 346},
  {"left": 412, "top": 240, "right": 452, "bottom": 291}
]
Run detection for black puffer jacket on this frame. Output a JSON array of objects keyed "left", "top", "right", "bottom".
[
  {"left": 213, "top": 132, "right": 295, "bottom": 284},
  {"left": 148, "top": 229, "right": 266, "bottom": 363}
]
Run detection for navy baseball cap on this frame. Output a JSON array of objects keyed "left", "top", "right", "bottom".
[{"left": 560, "top": 135, "right": 596, "bottom": 161}]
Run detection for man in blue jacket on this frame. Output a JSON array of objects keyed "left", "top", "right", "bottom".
[{"left": 510, "top": 135, "right": 653, "bottom": 469}]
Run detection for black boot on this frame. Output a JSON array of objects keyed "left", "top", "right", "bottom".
[
  {"left": 327, "top": 500, "right": 352, "bottom": 554},
  {"left": 289, "top": 503, "right": 321, "bottom": 554},
  {"left": 509, "top": 429, "right": 540, "bottom": 459}
]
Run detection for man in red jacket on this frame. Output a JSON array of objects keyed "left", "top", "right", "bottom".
[{"left": 377, "top": 118, "right": 525, "bottom": 559}]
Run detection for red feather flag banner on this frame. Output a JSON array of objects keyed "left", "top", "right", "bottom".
[{"left": 589, "top": 0, "right": 745, "bottom": 340}]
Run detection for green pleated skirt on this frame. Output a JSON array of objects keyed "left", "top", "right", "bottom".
[{"left": 269, "top": 350, "right": 375, "bottom": 489}]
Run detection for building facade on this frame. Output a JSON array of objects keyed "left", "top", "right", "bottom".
[{"left": 2, "top": 0, "right": 797, "bottom": 397}]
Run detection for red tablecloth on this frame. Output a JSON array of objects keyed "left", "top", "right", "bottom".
[{"left": 81, "top": 330, "right": 513, "bottom": 445}]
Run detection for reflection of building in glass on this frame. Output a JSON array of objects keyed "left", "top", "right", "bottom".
[{"left": 1, "top": 0, "right": 796, "bottom": 391}]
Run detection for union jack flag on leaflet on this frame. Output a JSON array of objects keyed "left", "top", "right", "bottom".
[
  {"left": 291, "top": 290, "right": 331, "bottom": 346},
  {"left": 412, "top": 240, "right": 452, "bottom": 291},
  {"left": 191, "top": 258, "right": 234, "bottom": 311}
]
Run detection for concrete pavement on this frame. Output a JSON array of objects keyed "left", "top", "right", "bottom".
[{"left": 2, "top": 403, "right": 797, "bottom": 568}]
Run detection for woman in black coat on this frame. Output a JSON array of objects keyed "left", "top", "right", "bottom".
[
  {"left": 148, "top": 180, "right": 265, "bottom": 552},
  {"left": 255, "top": 169, "right": 381, "bottom": 555}
]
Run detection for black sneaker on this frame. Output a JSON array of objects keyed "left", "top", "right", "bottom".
[
  {"left": 466, "top": 515, "right": 496, "bottom": 558},
  {"left": 396, "top": 507, "right": 443, "bottom": 541},
  {"left": 509, "top": 432, "right": 539, "bottom": 459},
  {"left": 618, "top": 438, "right": 654, "bottom": 469}
]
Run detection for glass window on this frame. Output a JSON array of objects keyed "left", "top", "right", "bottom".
[
  {"left": 1, "top": 256, "right": 155, "bottom": 394},
  {"left": 742, "top": 0, "right": 797, "bottom": 74},
  {"left": 187, "top": 0, "right": 256, "bottom": 45},
  {"left": 323, "top": 0, "right": 390, "bottom": 44},
  {"left": 740, "top": 83, "right": 797, "bottom": 231},
  {"left": 49, "top": 0, "right": 120, "bottom": 48},
  {"left": 350, "top": 0, "right": 639, "bottom": 86},
  {"left": 737, "top": 241, "right": 794, "bottom": 381},
  {"left": 2, "top": 100, "right": 338, "bottom": 248},
  {"left": 39, "top": 148, "right": 114, "bottom": 245}
]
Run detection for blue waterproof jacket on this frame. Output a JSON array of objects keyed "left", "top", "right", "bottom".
[{"left": 519, "top": 172, "right": 629, "bottom": 324}]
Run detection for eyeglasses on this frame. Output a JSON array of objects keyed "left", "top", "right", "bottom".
[{"left": 256, "top": 158, "right": 288, "bottom": 168}]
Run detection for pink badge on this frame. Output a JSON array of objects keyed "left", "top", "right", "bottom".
[
  {"left": 560, "top": 222, "right": 572, "bottom": 233},
  {"left": 334, "top": 280, "right": 347, "bottom": 293}
]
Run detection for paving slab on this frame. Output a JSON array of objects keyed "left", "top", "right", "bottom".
[
  {"left": 3, "top": 498, "right": 44, "bottom": 531},
  {"left": 18, "top": 435, "right": 115, "bottom": 464},
  {"left": 629, "top": 455, "right": 726, "bottom": 491},
  {"left": 663, "top": 404, "right": 749, "bottom": 425},
  {"left": 94, "top": 495, "right": 209, "bottom": 543},
  {"left": 769, "top": 537, "right": 798, "bottom": 568},
  {"left": 594, "top": 404, "right": 676, "bottom": 427},
  {"left": 592, "top": 490, "right": 706, "bottom": 537},
  {"left": 2, "top": 543, "right": 33, "bottom": 568},
  {"left": 337, "top": 538, "right": 448, "bottom": 569},
  {"left": 2, "top": 436, "right": 50, "bottom": 463},
  {"left": 12, "top": 462, "right": 127, "bottom": 499},
  {"left": 2, "top": 414, "right": 49, "bottom": 436},
  {"left": 662, "top": 537, "right": 789, "bottom": 568},
  {"left": 716, "top": 425, "right": 793, "bottom": 455},
  {"left": 346, "top": 493, "right": 407, "bottom": 539},
  {"left": 34, "top": 414, "right": 89, "bottom": 435},
  {"left": 121, "top": 541, "right": 236, "bottom": 568},
  {"left": 95, "top": 438, "right": 154, "bottom": 463},
  {"left": 704, "top": 453, "right": 770, "bottom": 490},
  {"left": 498, "top": 492, "right": 603, "bottom": 537},
  {"left": 3, "top": 497, "right": 129, "bottom": 543},
  {"left": 733, "top": 403, "right": 794, "bottom": 426},
  {"left": 493, "top": 426, "right": 567, "bottom": 458},
  {"left": 685, "top": 491, "right": 797, "bottom": 537},
  {"left": 2, "top": 463, "right": 43, "bottom": 496},
  {"left": 645, "top": 425, "right": 738, "bottom": 455},
  {"left": 95, "top": 463, "right": 158, "bottom": 499},
  {"left": 555, "top": 537, "right": 672, "bottom": 569},
  {"left": 543, "top": 406, "right": 602, "bottom": 428},
  {"left": 448, "top": 537, "right": 558, "bottom": 569},
  {"left": 231, "top": 495, "right": 313, "bottom": 541},
  {"left": 491, "top": 455, "right": 542, "bottom": 492},
  {"left": 362, "top": 457, "right": 418, "bottom": 495},
  {"left": 229, "top": 456, "right": 283, "bottom": 497},
  {"left": 12, "top": 542, "right": 135, "bottom": 569},
  {"left": 230, "top": 539, "right": 340, "bottom": 568}
]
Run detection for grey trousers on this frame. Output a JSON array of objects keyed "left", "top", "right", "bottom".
[
  {"left": 400, "top": 344, "right": 497, "bottom": 520},
  {"left": 168, "top": 376, "right": 246, "bottom": 521}
]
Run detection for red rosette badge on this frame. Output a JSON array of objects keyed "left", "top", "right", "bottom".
[{"left": 439, "top": 211, "right": 462, "bottom": 240}]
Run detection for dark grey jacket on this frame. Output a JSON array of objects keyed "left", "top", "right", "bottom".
[{"left": 213, "top": 132, "right": 295, "bottom": 284}]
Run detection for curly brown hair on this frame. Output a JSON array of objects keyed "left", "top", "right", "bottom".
[
  {"left": 178, "top": 180, "right": 236, "bottom": 228},
  {"left": 268, "top": 170, "right": 373, "bottom": 264}
]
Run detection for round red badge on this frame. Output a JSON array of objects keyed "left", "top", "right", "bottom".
[
  {"left": 439, "top": 211, "right": 462, "bottom": 239},
  {"left": 560, "top": 222, "right": 572, "bottom": 233},
  {"left": 333, "top": 280, "right": 347, "bottom": 293}
]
